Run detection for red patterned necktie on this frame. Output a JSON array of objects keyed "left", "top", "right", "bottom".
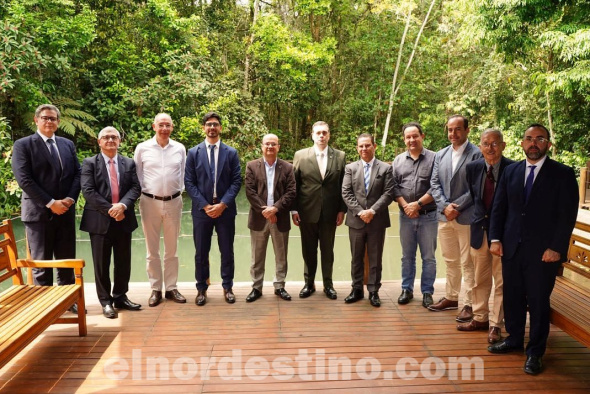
[
  {"left": 109, "top": 159, "right": 119, "bottom": 204},
  {"left": 483, "top": 165, "right": 494, "bottom": 210}
]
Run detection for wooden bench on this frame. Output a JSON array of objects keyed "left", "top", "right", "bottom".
[
  {"left": 550, "top": 220, "right": 590, "bottom": 347},
  {"left": 0, "top": 219, "right": 86, "bottom": 369}
]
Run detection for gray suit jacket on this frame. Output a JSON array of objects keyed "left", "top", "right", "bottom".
[
  {"left": 342, "top": 159, "right": 394, "bottom": 230},
  {"left": 430, "top": 142, "right": 482, "bottom": 225}
]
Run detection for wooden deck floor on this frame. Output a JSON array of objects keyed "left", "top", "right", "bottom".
[{"left": 1, "top": 280, "right": 589, "bottom": 393}]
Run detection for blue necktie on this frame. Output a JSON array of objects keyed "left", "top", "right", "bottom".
[
  {"left": 524, "top": 165, "right": 536, "bottom": 203},
  {"left": 47, "top": 139, "right": 61, "bottom": 173},
  {"left": 364, "top": 163, "right": 370, "bottom": 194},
  {"left": 209, "top": 144, "right": 216, "bottom": 181}
]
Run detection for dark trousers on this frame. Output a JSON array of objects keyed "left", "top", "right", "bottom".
[
  {"left": 24, "top": 211, "right": 76, "bottom": 286},
  {"left": 502, "top": 244, "right": 560, "bottom": 356},
  {"left": 89, "top": 220, "right": 132, "bottom": 306},
  {"left": 349, "top": 226, "right": 386, "bottom": 293},
  {"left": 299, "top": 218, "right": 336, "bottom": 288},
  {"left": 193, "top": 213, "right": 235, "bottom": 291}
]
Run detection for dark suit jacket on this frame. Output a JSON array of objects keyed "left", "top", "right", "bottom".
[
  {"left": 245, "top": 158, "right": 296, "bottom": 233},
  {"left": 342, "top": 159, "right": 394, "bottom": 230},
  {"left": 12, "top": 133, "right": 81, "bottom": 222},
  {"left": 292, "top": 146, "right": 346, "bottom": 223},
  {"left": 466, "top": 156, "right": 515, "bottom": 249},
  {"left": 184, "top": 141, "right": 242, "bottom": 218},
  {"left": 489, "top": 158, "right": 579, "bottom": 261},
  {"left": 80, "top": 154, "right": 141, "bottom": 234},
  {"left": 431, "top": 142, "right": 482, "bottom": 225}
]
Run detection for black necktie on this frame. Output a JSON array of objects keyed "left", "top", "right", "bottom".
[
  {"left": 209, "top": 145, "right": 216, "bottom": 181},
  {"left": 47, "top": 139, "right": 61, "bottom": 173},
  {"left": 483, "top": 165, "right": 494, "bottom": 210},
  {"left": 524, "top": 165, "right": 536, "bottom": 203}
]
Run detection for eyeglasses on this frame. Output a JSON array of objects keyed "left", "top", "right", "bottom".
[
  {"left": 481, "top": 142, "right": 501, "bottom": 148},
  {"left": 39, "top": 116, "right": 58, "bottom": 123},
  {"left": 205, "top": 122, "right": 220, "bottom": 128},
  {"left": 263, "top": 143, "right": 278, "bottom": 147},
  {"left": 100, "top": 135, "right": 120, "bottom": 141},
  {"left": 524, "top": 136, "right": 549, "bottom": 144}
]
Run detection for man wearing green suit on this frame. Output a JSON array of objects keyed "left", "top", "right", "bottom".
[{"left": 292, "top": 121, "right": 347, "bottom": 299}]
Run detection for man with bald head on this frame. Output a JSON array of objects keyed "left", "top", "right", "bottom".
[
  {"left": 244, "top": 134, "right": 296, "bottom": 302},
  {"left": 134, "top": 113, "right": 187, "bottom": 307},
  {"left": 81, "top": 127, "right": 142, "bottom": 319}
]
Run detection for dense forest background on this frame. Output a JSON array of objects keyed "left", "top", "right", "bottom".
[{"left": 1, "top": 0, "right": 589, "bottom": 218}]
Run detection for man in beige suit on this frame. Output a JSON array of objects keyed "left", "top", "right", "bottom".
[
  {"left": 244, "top": 134, "right": 296, "bottom": 302},
  {"left": 292, "top": 121, "right": 347, "bottom": 300}
]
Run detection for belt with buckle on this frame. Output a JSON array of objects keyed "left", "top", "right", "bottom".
[
  {"left": 419, "top": 208, "right": 436, "bottom": 215},
  {"left": 142, "top": 191, "right": 181, "bottom": 201}
]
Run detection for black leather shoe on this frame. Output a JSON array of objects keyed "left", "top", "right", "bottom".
[
  {"left": 422, "top": 293, "right": 433, "bottom": 308},
  {"left": 196, "top": 290, "right": 207, "bottom": 306},
  {"left": 149, "top": 290, "right": 163, "bottom": 307},
  {"left": 224, "top": 288, "right": 236, "bottom": 304},
  {"left": 165, "top": 289, "right": 186, "bottom": 303},
  {"left": 102, "top": 304, "right": 118, "bottom": 319},
  {"left": 344, "top": 289, "right": 364, "bottom": 304},
  {"left": 323, "top": 287, "right": 337, "bottom": 300},
  {"left": 487, "top": 339, "right": 524, "bottom": 354},
  {"left": 524, "top": 355, "right": 543, "bottom": 375},
  {"left": 299, "top": 284, "right": 316, "bottom": 298},
  {"left": 275, "top": 288, "right": 292, "bottom": 301},
  {"left": 397, "top": 289, "right": 413, "bottom": 304},
  {"left": 114, "top": 299, "right": 142, "bottom": 311},
  {"left": 246, "top": 288, "right": 262, "bottom": 302},
  {"left": 369, "top": 291, "right": 381, "bottom": 307}
]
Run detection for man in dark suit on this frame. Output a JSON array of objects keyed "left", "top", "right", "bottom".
[
  {"left": 429, "top": 115, "right": 482, "bottom": 323},
  {"left": 185, "top": 112, "right": 242, "bottom": 306},
  {"left": 12, "top": 104, "right": 81, "bottom": 307},
  {"left": 488, "top": 124, "right": 578, "bottom": 375},
  {"left": 342, "top": 133, "right": 394, "bottom": 307},
  {"left": 292, "top": 121, "right": 347, "bottom": 300},
  {"left": 244, "top": 134, "right": 296, "bottom": 302},
  {"left": 458, "top": 129, "right": 514, "bottom": 344},
  {"left": 80, "top": 126, "right": 142, "bottom": 319}
]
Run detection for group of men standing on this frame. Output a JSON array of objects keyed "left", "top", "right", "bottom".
[{"left": 11, "top": 105, "right": 579, "bottom": 376}]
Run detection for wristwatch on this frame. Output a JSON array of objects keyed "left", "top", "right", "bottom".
[{"left": 417, "top": 200, "right": 423, "bottom": 207}]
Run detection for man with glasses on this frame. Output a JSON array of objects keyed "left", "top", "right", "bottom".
[
  {"left": 244, "top": 134, "right": 296, "bottom": 302},
  {"left": 185, "top": 112, "right": 241, "bottom": 306},
  {"left": 134, "top": 113, "right": 187, "bottom": 307},
  {"left": 458, "top": 129, "right": 514, "bottom": 344},
  {"left": 12, "top": 104, "right": 81, "bottom": 311},
  {"left": 80, "top": 127, "right": 142, "bottom": 319},
  {"left": 488, "top": 124, "right": 578, "bottom": 375},
  {"left": 292, "top": 121, "right": 346, "bottom": 300}
]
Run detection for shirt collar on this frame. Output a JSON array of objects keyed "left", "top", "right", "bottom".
[
  {"left": 264, "top": 158, "right": 277, "bottom": 169},
  {"left": 205, "top": 140, "right": 220, "bottom": 149},
  {"left": 452, "top": 139, "right": 469, "bottom": 154},
  {"left": 361, "top": 158, "right": 376, "bottom": 167},
  {"left": 37, "top": 130, "right": 55, "bottom": 143},
  {"left": 526, "top": 155, "right": 547, "bottom": 169},
  {"left": 101, "top": 152, "right": 117, "bottom": 164},
  {"left": 314, "top": 146, "right": 328, "bottom": 156}
]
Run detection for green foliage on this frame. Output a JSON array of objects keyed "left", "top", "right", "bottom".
[{"left": 0, "top": 118, "right": 20, "bottom": 218}]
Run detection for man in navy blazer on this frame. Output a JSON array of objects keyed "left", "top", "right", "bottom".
[
  {"left": 11, "top": 104, "right": 81, "bottom": 294},
  {"left": 458, "top": 129, "right": 514, "bottom": 344},
  {"left": 488, "top": 124, "right": 578, "bottom": 375},
  {"left": 185, "top": 112, "right": 242, "bottom": 306},
  {"left": 429, "top": 115, "right": 482, "bottom": 322},
  {"left": 80, "top": 127, "right": 142, "bottom": 319}
]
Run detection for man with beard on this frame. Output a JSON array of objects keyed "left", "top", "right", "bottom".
[{"left": 488, "top": 124, "right": 578, "bottom": 375}]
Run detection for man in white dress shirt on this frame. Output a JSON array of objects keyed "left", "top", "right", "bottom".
[{"left": 134, "top": 113, "right": 187, "bottom": 306}]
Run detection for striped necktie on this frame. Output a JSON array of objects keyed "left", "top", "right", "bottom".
[{"left": 364, "top": 162, "right": 370, "bottom": 194}]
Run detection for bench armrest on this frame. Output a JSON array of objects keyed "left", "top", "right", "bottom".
[{"left": 16, "top": 259, "right": 85, "bottom": 269}]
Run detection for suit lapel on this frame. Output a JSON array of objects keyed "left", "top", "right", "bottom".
[
  {"left": 96, "top": 154, "right": 112, "bottom": 202},
  {"left": 197, "top": 143, "right": 211, "bottom": 182},
  {"left": 217, "top": 143, "right": 228, "bottom": 183},
  {"left": 442, "top": 147, "right": 453, "bottom": 184},
  {"left": 308, "top": 147, "right": 321, "bottom": 178},
  {"left": 528, "top": 158, "right": 550, "bottom": 204},
  {"left": 452, "top": 143, "right": 471, "bottom": 178},
  {"left": 367, "top": 160, "right": 380, "bottom": 195},
  {"left": 324, "top": 146, "right": 335, "bottom": 179},
  {"left": 272, "top": 159, "right": 280, "bottom": 198},
  {"left": 355, "top": 160, "right": 365, "bottom": 194},
  {"left": 36, "top": 134, "right": 60, "bottom": 175}
]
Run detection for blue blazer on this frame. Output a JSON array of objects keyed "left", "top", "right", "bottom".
[
  {"left": 430, "top": 142, "right": 482, "bottom": 225},
  {"left": 466, "top": 156, "right": 514, "bottom": 249},
  {"left": 12, "top": 133, "right": 81, "bottom": 222},
  {"left": 185, "top": 141, "right": 242, "bottom": 218},
  {"left": 489, "top": 158, "right": 578, "bottom": 261}
]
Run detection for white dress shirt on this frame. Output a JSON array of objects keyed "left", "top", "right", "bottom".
[{"left": 134, "top": 137, "right": 186, "bottom": 197}]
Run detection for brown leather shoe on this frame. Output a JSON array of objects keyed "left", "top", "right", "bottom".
[
  {"left": 427, "top": 297, "right": 458, "bottom": 311},
  {"left": 456, "top": 305, "right": 474, "bottom": 322},
  {"left": 149, "top": 290, "right": 163, "bottom": 307},
  {"left": 457, "top": 319, "right": 489, "bottom": 331},
  {"left": 165, "top": 289, "right": 186, "bottom": 303},
  {"left": 224, "top": 288, "right": 236, "bottom": 304},
  {"left": 195, "top": 290, "right": 207, "bottom": 306},
  {"left": 488, "top": 326, "right": 502, "bottom": 344}
]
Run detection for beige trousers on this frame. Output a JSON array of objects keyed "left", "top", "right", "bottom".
[
  {"left": 470, "top": 232, "right": 504, "bottom": 327},
  {"left": 438, "top": 220, "right": 474, "bottom": 306},
  {"left": 249, "top": 222, "right": 289, "bottom": 291}
]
